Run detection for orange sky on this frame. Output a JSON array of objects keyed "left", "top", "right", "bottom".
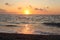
[{"left": 0, "top": 0, "right": 60, "bottom": 15}]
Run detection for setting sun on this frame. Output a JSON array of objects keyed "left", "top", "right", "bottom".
[{"left": 24, "top": 9, "right": 31, "bottom": 15}]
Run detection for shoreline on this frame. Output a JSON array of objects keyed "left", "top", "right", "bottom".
[{"left": 0, "top": 33, "right": 60, "bottom": 40}]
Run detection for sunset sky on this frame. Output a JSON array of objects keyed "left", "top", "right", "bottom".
[{"left": 0, "top": 0, "right": 60, "bottom": 15}]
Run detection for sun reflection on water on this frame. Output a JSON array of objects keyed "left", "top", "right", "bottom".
[{"left": 17, "top": 24, "right": 34, "bottom": 34}]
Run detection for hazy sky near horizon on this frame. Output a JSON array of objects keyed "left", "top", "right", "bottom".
[{"left": 0, "top": 0, "right": 60, "bottom": 14}]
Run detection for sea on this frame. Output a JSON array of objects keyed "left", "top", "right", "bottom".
[{"left": 0, "top": 14, "right": 60, "bottom": 35}]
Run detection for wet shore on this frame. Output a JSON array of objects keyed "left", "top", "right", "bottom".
[{"left": 0, "top": 33, "right": 60, "bottom": 40}]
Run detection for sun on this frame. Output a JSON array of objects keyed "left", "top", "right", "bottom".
[{"left": 23, "top": 9, "right": 31, "bottom": 15}]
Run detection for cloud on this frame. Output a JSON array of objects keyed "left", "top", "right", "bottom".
[
  {"left": 0, "top": 9, "right": 8, "bottom": 14},
  {"left": 46, "top": 6, "right": 49, "bottom": 9},
  {"left": 45, "top": 6, "right": 49, "bottom": 9},
  {"left": 35, "top": 8, "right": 39, "bottom": 10},
  {"left": 18, "top": 7, "right": 22, "bottom": 10},
  {"left": 5, "top": 3, "right": 11, "bottom": 6},
  {"left": 34, "top": 6, "right": 49, "bottom": 11},
  {"left": 0, "top": 9, "right": 6, "bottom": 12},
  {"left": 0, "top": 9, "right": 17, "bottom": 14},
  {"left": 29, "top": 5, "right": 32, "bottom": 8},
  {"left": 43, "top": 6, "right": 49, "bottom": 11},
  {"left": 35, "top": 8, "right": 44, "bottom": 11},
  {"left": 39, "top": 8, "right": 44, "bottom": 11}
]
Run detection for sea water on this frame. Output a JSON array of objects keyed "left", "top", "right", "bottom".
[{"left": 0, "top": 14, "right": 60, "bottom": 35}]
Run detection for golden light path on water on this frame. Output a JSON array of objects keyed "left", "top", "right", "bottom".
[{"left": 16, "top": 24, "right": 34, "bottom": 34}]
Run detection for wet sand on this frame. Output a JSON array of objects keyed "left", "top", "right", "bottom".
[{"left": 0, "top": 33, "right": 60, "bottom": 40}]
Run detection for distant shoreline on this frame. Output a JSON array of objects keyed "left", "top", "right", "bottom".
[{"left": 0, "top": 13, "right": 60, "bottom": 16}]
